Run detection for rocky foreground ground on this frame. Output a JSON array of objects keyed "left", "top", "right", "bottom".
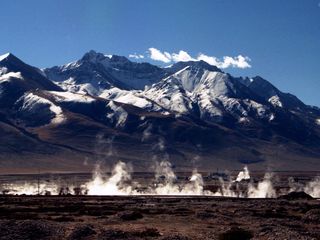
[{"left": 0, "top": 195, "right": 319, "bottom": 240}]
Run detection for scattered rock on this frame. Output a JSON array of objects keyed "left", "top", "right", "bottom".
[
  {"left": 98, "top": 228, "right": 160, "bottom": 240},
  {"left": 118, "top": 211, "right": 143, "bottom": 221},
  {"left": 196, "top": 211, "right": 215, "bottom": 219},
  {"left": 99, "top": 229, "right": 130, "bottom": 240},
  {"left": 68, "top": 224, "right": 96, "bottom": 240},
  {"left": 302, "top": 209, "right": 320, "bottom": 223},
  {"left": 160, "top": 235, "right": 190, "bottom": 240},
  {"left": 132, "top": 228, "right": 161, "bottom": 237},
  {"left": 254, "top": 208, "right": 287, "bottom": 219},
  {"left": 54, "top": 216, "right": 75, "bottom": 222},
  {"left": 278, "top": 192, "right": 313, "bottom": 200},
  {"left": 218, "top": 227, "right": 253, "bottom": 240},
  {"left": 0, "top": 220, "right": 65, "bottom": 240}
]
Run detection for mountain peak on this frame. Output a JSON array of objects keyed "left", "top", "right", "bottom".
[
  {"left": 80, "top": 50, "right": 132, "bottom": 65},
  {"left": 0, "top": 52, "right": 33, "bottom": 71},
  {"left": 0, "top": 52, "right": 19, "bottom": 63},
  {"left": 110, "top": 55, "right": 130, "bottom": 63},
  {"left": 169, "top": 60, "right": 223, "bottom": 74},
  {"left": 0, "top": 53, "right": 11, "bottom": 61},
  {"left": 81, "top": 50, "right": 109, "bottom": 63}
]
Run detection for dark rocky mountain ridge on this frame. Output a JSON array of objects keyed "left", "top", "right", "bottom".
[{"left": 0, "top": 51, "right": 319, "bottom": 173}]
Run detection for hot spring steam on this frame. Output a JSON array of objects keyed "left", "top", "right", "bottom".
[{"left": 1, "top": 162, "right": 320, "bottom": 198}]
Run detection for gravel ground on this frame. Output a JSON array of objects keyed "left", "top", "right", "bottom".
[{"left": 0, "top": 195, "right": 319, "bottom": 240}]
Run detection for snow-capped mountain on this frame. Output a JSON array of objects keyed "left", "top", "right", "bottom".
[
  {"left": 1, "top": 51, "right": 320, "bottom": 173},
  {"left": 44, "top": 50, "right": 168, "bottom": 95},
  {"left": 0, "top": 53, "right": 64, "bottom": 127},
  {"left": 240, "top": 76, "right": 307, "bottom": 110},
  {"left": 142, "top": 62, "right": 273, "bottom": 123}
]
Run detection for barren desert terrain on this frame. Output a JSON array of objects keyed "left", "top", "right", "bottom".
[{"left": 0, "top": 195, "right": 319, "bottom": 240}]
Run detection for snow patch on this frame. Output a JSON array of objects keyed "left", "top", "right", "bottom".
[
  {"left": 21, "top": 93, "right": 65, "bottom": 125},
  {"left": 99, "top": 87, "right": 124, "bottom": 99},
  {"left": 269, "top": 113, "right": 275, "bottom": 121},
  {"left": 62, "top": 61, "right": 82, "bottom": 71},
  {"left": 107, "top": 101, "right": 128, "bottom": 127},
  {"left": 0, "top": 67, "right": 8, "bottom": 76},
  {"left": 238, "top": 117, "right": 250, "bottom": 123},
  {"left": 49, "top": 91, "right": 95, "bottom": 103},
  {"left": 245, "top": 100, "right": 269, "bottom": 118},
  {"left": 268, "top": 95, "right": 283, "bottom": 108},
  {"left": 36, "top": 68, "right": 47, "bottom": 77},
  {"left": 56, "top": 78, "right": 99, "bottom": 96},
  {"left": 0, "top": 72, "right": 23, "bottom": 82},
  {"left": 143, "top": 79, "right": 192, "bottom": 114},
  {"left": 115, "top": 93, "right": 152, "bottom": 109},
  {"left": 197, "top": 94, "right": 223, "bottom": 120},
  {"left": 173, "top": 66, "right": 190, "bottom": 76},
  {"left": 235, "top": 166, "right": 250, "bottom": 182},
  {"left": 49, "top": 104, "right": 65, "bottom": 124},
  {"left": 101, "top": 88, "right": 164, "bottom": 112},
  {"left": 0, "top": 53, "right": 10, "bottom": 61},
  {"left": 100, "top": 88, "right": 150, "bottom": 108}
]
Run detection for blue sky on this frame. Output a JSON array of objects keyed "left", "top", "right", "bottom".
[{"left": 0, "top": 0, "right": 319, "bottom": 106}]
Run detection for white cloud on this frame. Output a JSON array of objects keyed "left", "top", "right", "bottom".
[
  {"left": 148, "top": 48, "right": 171, "bottom": 63},
  {"left": 197, "top": 53, "right": 220, "bottom": 66},
  {"left": 164, "top": 52, "right": 172, "bottom": 60},
  {"left": 171, "top": 50, "right": 194, "bottom": 62},
  {"left": 129, "top": 53, "right": 144, "bottom": 59},
  {"left": 220, "top": 55, "right": 252, "bottom": 69},
  {"left": 147, "top": 48, "right": 251, "bottom": 69},
  {"left": 196, "top": 54, "right": 251, "bottom": 69}
]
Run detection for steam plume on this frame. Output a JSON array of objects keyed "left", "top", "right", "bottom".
[
  {"left": 303, "top": 176, "right": 320, "bottom": 198},
  {"left": 235, "top": 166, "right": 250, "bottom": 182},
  {"left": 2, "top": 163, "right": 320, "bottom": 199},
  {"left": 247, "top": 173, "right": 276, "bottom": 198},
  {"left": 83, "top": 161, "right": 134, "bottom": 195}
]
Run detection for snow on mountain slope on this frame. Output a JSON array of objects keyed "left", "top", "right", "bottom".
[
  {"left": 0, "top": 67, "right": 8, "bottom": 75},
  {"left": 1, "top": 51, "right": 320, "bottom": 172},
  {"left": 268, "top": 95, "right": 283, "bottom": 108},
  {"left": 2, "top": 51, "right": 318, "bottom": 134},
  {"left": 242, "top": 76, "right": 306, "bottom": 111},
  {"left": 0, "top": 53, "right": 10, "bottom": 62},
  {"left": 196, "top": 92, "right": 224, "bottom": 121},
  {"left": 44, "top": 50, "right": 167, "bottom": 95},
  {"left": 0, "top": 72, "right": 23, "bottom": 82},
  {"left": 143, "top": 77, "right": 194, "bottom": 115},
  {"left": 100, "top": 87, "right": 167, "bottom": 113},
  {"left": 142, "top": 62, "right": 273, "bottom": 122},
  {"left": 49, "top": 91, "right": 95, "bottom": 104},
  {"left": 52, "top": 77, "right": 99, "bottom": 95},
  {"left": 15, "top": 92, "right": 65, "bottom": 126},
  {"left": 107, "top": 101, "right": 128, "bottom": 127},
  {"left": 43, "top": 52, "right": 279, "bottom": 123},
  {"left": 110, "top": 92, "right": 151, "bottom": 109},
  {"left": 172, "top": 65, "right": 226, "bottom": 94},
  {"left": 0, "top": 53, "right": 61, "bottom": 92},
  {"left": 0, "top": 72, "right": 23, "bottom": 100}
]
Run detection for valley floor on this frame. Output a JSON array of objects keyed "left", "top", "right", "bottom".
[{"left": 0, "top": 195, "right": 319, "bottom": 240}]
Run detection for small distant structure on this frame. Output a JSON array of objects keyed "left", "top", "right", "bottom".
[
  {"left": 59, "top": 187, "right": 71, "bottom": 195},
  {"left": 2, "top": 190, "right": 10, "bottom": 195},
  {"left": 205, "top": 168, "right": 229, "bottom": 180},
  {"left": 45, "top": 190, "right": 51, "bottom": 196},
  {"left": 73, "top": 187, "right": 85, "bottom": 196}
]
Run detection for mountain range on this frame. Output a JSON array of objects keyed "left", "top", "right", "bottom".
[{"left": 0, "top": 50, "right": 319, "bottom": 173}]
